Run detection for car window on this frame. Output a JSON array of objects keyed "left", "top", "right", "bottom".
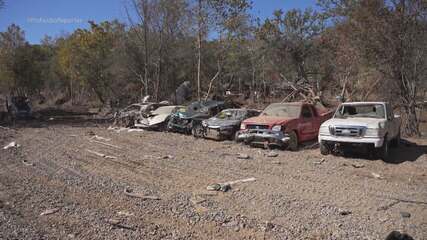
[
  {"left": 261, "top": 104, "right": 301, "bottom": 118},
  {"left": 301, "top": 106, "right": 313, "bottom": 118},
  {"left": 335, "top": 104, "right": 385, "bottom": 119}
]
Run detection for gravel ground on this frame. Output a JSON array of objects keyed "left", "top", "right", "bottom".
[{"left": 0, "top": 120, "right": 426, "bottom": 240}]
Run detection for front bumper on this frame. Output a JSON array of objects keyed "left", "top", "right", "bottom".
[
  {"left": 319, "top": 134, "right": 384, "bottom": 148},
  {"left": 236, "top": 129, "right": 290, "bottom": 148},
  {"left": 204, "top": 126, "right": 234, "bottom": 140}
]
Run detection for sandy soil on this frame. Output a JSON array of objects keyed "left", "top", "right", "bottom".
[{"left": 0, "top": 119, "right": 426, "bottom": 240}]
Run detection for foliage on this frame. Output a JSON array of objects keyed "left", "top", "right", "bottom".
[{"left": 0, "top": 0, "right": 425, "bottom": 135}]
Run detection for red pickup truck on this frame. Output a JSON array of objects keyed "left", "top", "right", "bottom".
[{"left": 235, "top": 102, "right": 333, "bottom": 150}]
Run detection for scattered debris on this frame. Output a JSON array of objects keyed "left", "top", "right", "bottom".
[
  {"left": 377, "top": 200, "right": 400, "bottom": 211},
  {"left": 375, "top": 195, "right": 427, "bottom": 206},
  {"left": 220, "top": 184, "right": 231, "bottom": 192},
  {"left": 385, "top": 231, "right": 414, "bottom": 240},
  {"left": 127, "top": 129, "right": 144, "bottom": 133},
  {"left": 338, "top": 209, "right": 352, "bottom": 216},
  {"left": 105, "top": 218, "right": 135, "bottom": 231},
  {"left": 271, "top": 161, "right": 283, "bottom": 165},
  {"left": 206, "top": 183, "right": 222, "bottom": 191},
  {"left": 223, "top": 177, "right": 256, "bottom": 186},
  {"left": 86, "top": 149, "right": 117, "bottom": 159},
  {"left": 161, "top": 155, "right": 174, "bottom": 159},
  {"left": 351, "top": 163, "right": 365, "bottom": 168},
  {"left": 400, "top": 211, "right": 411, "bottom": 218},
  {"left": 89, "top": 140, "right": 122, "bottom": 149},
  {"left": 123, "top": 188, "right": 161, "bottom": 200},
  {"left": 313, "top": 158, "right": 326, "bottom": 165},
  {"left": 266, "top": 151, "right": 279, "bottom": 157},
  {"left": 69, "top": 134, "right": 78, "bottom": 137},
  {"left": 3, "top": 141, "right": 20, "bottom": 150},
  {"left": 91, "top": 135, "right": 111, "bottom": 142},
  {"left": 207, "top": 177, "right": 256, "bottom": 192},
  {"left": 86, "top": 130, "right": 96, "bottom": 136},
  {"left": 0, "top": 125, "right": 10, "bottom": 130},
  {"left": 22, "top": 160, "right": 34, "bottom": 166},
  {"left": 371, "top": 172, "right": 383, "bottom": 179},
  {"left": 237, "top": 153, "right": 250, "bottom": 159},
  {"left": 40, "top": 207, "right": 60, "bottom": 216}
]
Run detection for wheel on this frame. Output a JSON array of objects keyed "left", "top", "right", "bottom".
[
  {"left": 192, "top": 124, "right": 205, "bottom": 138},
  {"left": 235, "top": 132, "right": 243, "bottom": 142},
  {"left": 287, "top": 131, "right": 298, "bottom": 151},
  {"left": 320, "top": 141, "right": 330, "bottom": 155},
  {"left": 375, "top": 137, "right": 389, "bottom": 161},
  {"left": 390, "top": 131, "right": 400, "bottom": 148},
  {"left": 157, "top": 121, "right": 168, "bottom": 132}
]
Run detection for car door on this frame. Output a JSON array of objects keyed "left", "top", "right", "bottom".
[{"left": 298, "top": 105, "right": 316, "bottom": 141}]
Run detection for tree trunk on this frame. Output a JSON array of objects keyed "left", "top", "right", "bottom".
[{"left": 196, "top": 0, "right": 203, "bottom": 101}]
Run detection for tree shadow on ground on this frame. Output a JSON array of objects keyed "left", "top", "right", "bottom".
[
  {"left": 0, "top": 108, "right": 111, "bottom": 129},
  {"left": 337, "top": 139, "right": 426, "bottom": 164}
]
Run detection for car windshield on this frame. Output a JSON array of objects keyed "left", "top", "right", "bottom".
[
  {"left": 215, "top": 109, "right": 245, "bottom": 120},
  {"left": 335, "top": 104, "right": 385, "bottom": 119},
  {"left": 261, "top": 104, "right": 301, "bottom": 118}
]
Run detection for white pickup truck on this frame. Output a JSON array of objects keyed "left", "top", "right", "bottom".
[{"left": 318, "top": 102, "right": 400, "bottom": 160}]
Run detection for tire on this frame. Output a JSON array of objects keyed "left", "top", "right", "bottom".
[
  {"left": 287, "top": 131, "right": 298, "bottom": 151},
  {"left": 192, "top": 124, "right": 205, "bottom": 138},
  {"left": 390, "top": 131, "right": 400, "bottom": 148},
  {"left": 375, "top": 137, "right": 389, "bottom": 161},
  {"left": 235, "top": 132, "right": 243, "bottom": 143},
  {"left": 320, "top": 141, "right": 330, "bottom": 155}
]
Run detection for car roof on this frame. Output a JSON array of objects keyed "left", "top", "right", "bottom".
[
  {"left": 341, "top": 102, "right": 387, "bottom": 105},
  {"left": 268, "top": 102, "right": 304, "bottom": 106}
]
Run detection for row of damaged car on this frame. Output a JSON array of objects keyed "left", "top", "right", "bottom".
[
  {"left": 114, "top": 99, "right": 403, "bottom": 160},
  {"left": 114, "top": 100, "right": 336, "bottom": 151}
]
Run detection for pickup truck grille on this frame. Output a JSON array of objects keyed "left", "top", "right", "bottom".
[
  {"left": 247, "top": 124, "right": 269, "bottom": 130},
  {"left": 331, "top": 126, "right": 365, "bottom": 137}
]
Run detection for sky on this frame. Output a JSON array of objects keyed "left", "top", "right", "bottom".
[{"left": 0, "top": 0, "right": 317, "bottom": 44}]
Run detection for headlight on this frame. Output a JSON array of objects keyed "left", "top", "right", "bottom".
[
  {"left": 272, "top": 125, "right": 281, "bottom": 132},
  {"left": 365, "top": 128, "right": 381, "bottom": 137},
  {"left": 240, "top": 123, "right": 246, "bottom": 130},
  {"left": 319, "top": 125, "right": 330, "bottom": 135}
]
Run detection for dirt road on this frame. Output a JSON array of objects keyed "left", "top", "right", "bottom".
[{"left": 1, "top": 121, "right": 426, "bottom": 239}]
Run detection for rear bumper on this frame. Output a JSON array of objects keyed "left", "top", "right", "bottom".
[
  {"left": 319, "top": 134, "right": 384, "bottom": 148},
  {"left": 236, "top": 129, "right": 290, "bottom": 148}
]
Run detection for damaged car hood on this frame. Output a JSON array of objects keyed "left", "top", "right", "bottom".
[
  {"left": 242, "top": 116, "right": 294, "bottom": 126},
  {"left": 138, "top": 106, "right": 181, "bottom": 127},
  {"left": 205, "top": 118, "right": 240, "bottom": 128}
]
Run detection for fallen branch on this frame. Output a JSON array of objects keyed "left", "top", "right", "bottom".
[
  {"left": 222, "top": 177, "right": 256, "bottom": 186},
  {"left": 105, "top": 219, "right": 135, "bottom": 231},
  {"left": 86, "top": 149, "right": 117, "bottom": 159},
  {"left": 0, "top": 125, "right": 10, "bottom": 130},
  {"left": 89, "top": 140, "right": 122, "bottom": 149},
  {"left": 40, "top": 207, "right": 60, "bottom": 216},
  {"left": 376, "top": 195, "right": 427, "bottom": 206},
  {"left": 123, "top": 188, "right": 160, "bottom": 200},
  {"left": 90, "top": 135, "right": 111, "bottom": 142}
]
